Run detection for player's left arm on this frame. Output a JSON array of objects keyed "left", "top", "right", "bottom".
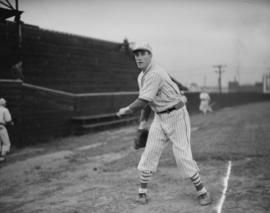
[{"left": 129, "top": 98, "right": 149, "bottom": 113}]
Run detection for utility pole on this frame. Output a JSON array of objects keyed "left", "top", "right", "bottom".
[
  {"left": 15, "top": 0, "right": 22, "bottom": 47},
  {"left": 203, "top": 75, "right": 207, "bottom": 89},
  {"left": 213, "top": 65, "right": 226, "bottom": 93}
]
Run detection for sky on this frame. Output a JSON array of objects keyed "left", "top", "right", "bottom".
[{"left": 13, "top": 0, "right": 270, "bottom": 87}]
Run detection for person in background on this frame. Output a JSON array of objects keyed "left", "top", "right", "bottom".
[
  {"left": 0, "top": 98, "right": 13, "bottom": 162},
  {"left": 11, "top": 60, "right": 24, "bottom": 81},
  {"left": 199, "top": 89, "right": 213, "bottom": 114}
]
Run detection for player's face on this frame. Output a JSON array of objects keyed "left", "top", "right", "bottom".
[{"left": 134, "top": 50, "right": 152, "bottom": 71}]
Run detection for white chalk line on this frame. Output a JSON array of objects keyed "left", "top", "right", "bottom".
[
  {"left": 214, "top": 160, "right": 232, "bottom": 213},
  {"left": 76, "top": 142, "right": 103, "bottom": 151}
]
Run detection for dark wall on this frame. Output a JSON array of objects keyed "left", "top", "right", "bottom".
[
  {"left": 0, "top": 80, "right": 23, "bottom": 146},
  {"left": 0, "top": 21, "right": 138, "bottom": 93},
  {"left": 74, "top": 92, "right": 138, "bottom": 116},
  {"left": 0, "top": 80, "right": 73, "bottom": 147},
  {"left": 2, "top": 22, "right": 270, "bottom": 148},
  {"left": 0, "top": 81, "right": 139, "bottom": 146},
  {"left": 185, "top": 92, "right": 270, "bottom": 114},
  {"left": 1, "top": 80, "right": 270, "bottom": 147}
]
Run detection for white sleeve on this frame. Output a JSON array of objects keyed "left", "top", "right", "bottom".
[{"left": 139, "top": 72, "right": 162, "bottom": 101}]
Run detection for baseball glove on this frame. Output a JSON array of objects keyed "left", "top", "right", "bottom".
[{"left": 134, "top": 129, "right": 149, "bottom": 150}]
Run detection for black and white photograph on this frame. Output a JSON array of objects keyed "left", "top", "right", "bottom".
[{"left": 0, "top": 0, "right": 270, "bottom": 212}]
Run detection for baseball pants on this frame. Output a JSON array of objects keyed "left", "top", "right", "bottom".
[
  {"left": 0, "top": 126, "right": 11, "bottom": 156},
  {"left": 138, "top": 106, "right": 199, "bottom": 178},
  {"left": 199, "top": 100, "right": 212, "bottom": 113}
]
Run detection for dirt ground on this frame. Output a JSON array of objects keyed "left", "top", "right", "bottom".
[{"left": 0, "top": 102, "right": 270, "bottom": 213}]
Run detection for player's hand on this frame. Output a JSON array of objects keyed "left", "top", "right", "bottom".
[
  {"left": 138, "top": 120, "right": 148, "bottom": 130},
  {"left": 116, "top": 106, "right": 131, "bottom": 117}
]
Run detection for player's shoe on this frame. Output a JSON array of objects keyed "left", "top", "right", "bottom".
[
  {"left": 136, "top": 193, "right": 149, "bottom": 204},
  {"left": 198, "top": 192, "right": 212, "bottom": 206}
]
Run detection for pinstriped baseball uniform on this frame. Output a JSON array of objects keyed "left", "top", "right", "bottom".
[{"left": 137, "top": 62, "right": 199, "bottom": 178}]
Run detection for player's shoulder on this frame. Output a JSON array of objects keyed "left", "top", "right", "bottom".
[
  {"left": 0, "top": 106, "right": 9, "bottom": 114},
  {"left": 149, "top": 63, "right": 167, "bottom": 78},
  {"left": 151, "top": 63, "right": 165, "bottom": 72}
]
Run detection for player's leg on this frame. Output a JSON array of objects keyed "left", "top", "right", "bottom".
[
  {"left": 0, "top": 127, "right": 11, "bottom": 156},
  {"left": 137, "top": 116, "right": 168, "bottom": 203},
  {"left": 0, "top": 137, "right": 4, "bottom": 162},
  {"left": 201, "top": 101, "right": 209, "bottom": 114},
  {"left": 207, "top": 102, "right": 213, "bottom": 112},
  {"left": 0, "top": 127, "right": 9, "bottom": 162},
  {"left": 199, "top": 102, "right": 203, "bottom": 112},
  {"left": 166, "top": 107, "right": 199, "bottom": 177},
  {"left": 167, "top": 107, "right": 212, "bottom": 205},
  {"left": 203, "top": 103, "right": 207, "bottom": 114}
]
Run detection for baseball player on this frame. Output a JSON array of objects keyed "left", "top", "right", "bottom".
[
  {"left": 199, "top": 90, "right": 213, "bottom": 114},
  {"left": 116, "top": 42, "right": 212, "bottom": 205},
  {"left": 0, "top": 98, "right": 13, "bottom": 162}
]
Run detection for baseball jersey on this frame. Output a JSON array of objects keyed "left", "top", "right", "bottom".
[
  {"left": 137, "top": 62, "right": 182, "bottom": 113},
  {"left": 0, "top": 106, "right": 12, "bottom": 124}
]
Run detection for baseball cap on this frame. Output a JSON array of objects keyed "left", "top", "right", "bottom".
[{"left": 132, "top": 42, "right": 152, "bottom": 54}]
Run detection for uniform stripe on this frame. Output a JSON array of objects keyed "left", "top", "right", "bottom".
[
  {"left": 138, "top": 107, "right": 199, "bottom": 179},
  {"left": 191, "top": 173, "right": 200, "bottom": 180},
  {"left": 183, "top": 112, "right": 190, "bottom": 145},
  {"left": 136, "top": 64, "right": 199, "bottom": 179},
  {"left": 137, "top": 63, "right": 182, "bottom": 113},
  {"left": 139, "top": 71, "right": 162, "bottom": 102},
  {"left": 193, "top": 180, "right": 201, "bottom": 186}
]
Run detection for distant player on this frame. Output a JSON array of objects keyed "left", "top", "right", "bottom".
[
  {"left": 0, "top": 98, "right": 13, "bottom": 162},
  {"left": 199, "top": 90, "right": 213, "bottom": 114},
  {"left": 116, "top": 42, "right": 212, "bottom": 205}
]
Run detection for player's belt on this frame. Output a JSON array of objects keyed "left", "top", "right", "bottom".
[
  {"left": 0, "top": 123, "right": 5, "bottom": 126},
  {"left": 157, "top": 101, "right": 184, "bottom": 114}
]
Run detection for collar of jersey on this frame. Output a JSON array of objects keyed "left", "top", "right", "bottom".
[{"left": 142, "top": 62, "right": 153, "bottom": 74}]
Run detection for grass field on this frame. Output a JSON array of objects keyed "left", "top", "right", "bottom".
[{"left": 0, "top": 101, "right": 270, "bottom": 213}]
